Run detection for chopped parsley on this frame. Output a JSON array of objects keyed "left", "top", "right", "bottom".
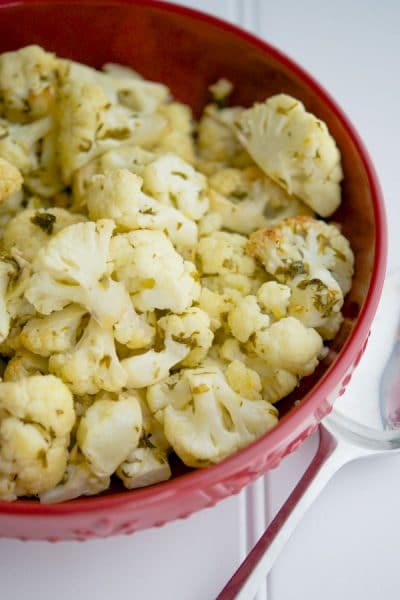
[{"left": 30, "top": 212, "right": 56, "bottom": 234}]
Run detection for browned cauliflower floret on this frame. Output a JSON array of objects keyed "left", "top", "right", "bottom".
[{"left": 247, "top": 217, "right": 354, "bottom": 338}]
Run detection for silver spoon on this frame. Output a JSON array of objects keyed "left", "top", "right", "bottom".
[{"left": 218, "top": 271, "right": 400, "bottom": 600}]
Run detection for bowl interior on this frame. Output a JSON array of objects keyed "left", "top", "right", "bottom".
[{"left": 0, "top": 0, "right": 378, "bottom": 486}]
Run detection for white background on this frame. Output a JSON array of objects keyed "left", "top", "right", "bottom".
[{"left": 1, "top": 1, "right": 400, "bottom": 599}]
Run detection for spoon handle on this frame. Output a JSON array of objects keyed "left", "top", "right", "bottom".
[
  {"left": 217, "top": 425, "right": 353, "bottom": 600},
  {"left": 380, "top": 339, "right": 400, "bottom": 428}
]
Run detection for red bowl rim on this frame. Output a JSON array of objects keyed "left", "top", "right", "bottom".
[{"left": 0, "top": 0, "right": 387, "bottom": 515}]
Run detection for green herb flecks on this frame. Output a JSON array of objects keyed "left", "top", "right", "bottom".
[{"left": 31, "top": 212, "right": 56, "bottom": 235}]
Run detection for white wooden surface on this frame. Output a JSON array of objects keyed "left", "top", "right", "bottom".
[{"left": 1, "top": 1, "right": 400, "bottom": 599}]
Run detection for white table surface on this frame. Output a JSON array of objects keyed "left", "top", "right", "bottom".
[{"left": 1, "top": 1, "right": 400, "bottom": 599}]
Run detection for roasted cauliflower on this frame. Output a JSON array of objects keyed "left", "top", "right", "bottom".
[
  {"left": 142, "top": 153, "right": 208, "bottom": 221},
  {"left": 86, "top": 168, "right": 197, "bottom": 250},
  {"left": 76, "top": 390, "right": 142, "bottom": 477},
  {"left": 234, "top": 94, "right": 343, "bottom": 217},
  {"left": 25, "top": 219, "right": 128, "bottom": 327},
  {"left": 111, "top": 229, "right": 200, "bottom": 313},
  {"left": 0, "top": 46, "right": 355, "bottom": 502},
  {"left": 208, "top": 165, "right": 313, "bottom": 235},
  {"left": 147, "top": 363, "right": 278, "bottom": 467},
  {"left": 0, "top": 45, "right": 62, "bottom": 122},
  {"left": 49, "top": 318, "right": 127, "bottom": 395},
  {"left": 0, "top": 375, "right": 75, "bottom": 500},
  {"left": 247, "top": 216, "right": 354, "bottom": 338},
  {"left": 3, "top": 207, "right": 86, "bottom": 262}
]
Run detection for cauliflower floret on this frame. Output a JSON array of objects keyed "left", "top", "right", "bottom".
[
  {"left": 39, "top": 445, "right": 109, "bottom": 504},
  {"left": 106, "top": 69, "right": 169, "bottom": 113},
  {"left": 252, "top": 316, "right": 323, "bottom": 376},
  {"left": 113, "top": 299, "right": 155, "bottom": 350},
  {"left": 57, "top": 78, "right": 167, "bottom": 183},
  {"left": 208, "top": 78, "right": 233, "bottom": 106},
  {"left": 0, "top": 375, "right": 75, "bottom": 500},
  {"left": 67, "top": 59, "right": 170, "bottom": 113},
  {"left": 216, "top": 337, "right": 300, "bottom": 405},
  {"left": 147, "top": 364, "right": 278, "bottom": 467},
  {"left": 247, "top": 217, "right": 354, "bottom": 290},
  {"left": 196, "top": 104, "right": 251, "bottom": 169},
  {"left": 208, "top": 189, "right": 267, "bottom": 236},
  {"left": 208, "top": 166, "right": 313, "bottom": 235},
  {"left": 0, "top": 158, "right": 23, "bottom": 202},
  {"left": 288, "top": 277, "right": 344, "bottom": 339},
  {"left": 201, "top": 271, "right": 265, "bottom": 297},
  {"left": 198, "top": 287, "right": 230, "bottom": 331},
  {"left": 49, "top": 317, "right": 127, "bottom": 395},
  {"left": 198, "top": 231, "right": 256, "bottom": 277},
  {"left": 102, "top": 62, "right": 143, "bottom": 79},
  {"left": 0, "top": 257, "right": 19, "bottom": 342},
  {"left": 257, "top": 281, "right": 291, "bottom": 320},
  {"left": 218, "top": 337, "right": 247, "bottom": 363},
  {"left": 3, "top": 349, "right": 48, "bottom": 381},
  {"left": 0, "top": 116, "right": 52, "bottom": 173},
  {"left": 234, "top": 94, "right": 343, "bottom": 217},
  {"left": 0, "top": 191, "right": 51, "bottom": 237},
  {"left": 156, "top": 102, "right": 195, "bottom": 163},
  {"left": 121, "top": 314, "right": 193, "bottom": 388},
  {"left": 225, "top": 360, "right": 262, "bottom": 401},
  {"left": 76, "top": 390, "right": 142, "bottom": 477},
  {"left": 110, "top": 230, "right": 200, "bottom": 313},
  {"left": 0, "top": 45, "right": 62, "bottom": 122},
  {"left": 227, "top": 295, "right": 270, "bottom": 343},
  {"left": 246, "top": 356, "right": 299, "bottom": 404},
  {"left": 247, "top": 216, "right": 354, "bottom": 337},
  {"left": 20, "top": 304, "right": 87, "bottom": 357},
  {"left": 142, "top": 153, "right": 208, "bottom": 221},
  {"left": 86, "top": 169, "right": 197, "bottom": 250},
  {"left": 198, "top": 231, "right": 261, "bottom": 296},
  {"left": 3, "top": 208, "right": 86, "bottom": 262},
  {"left": 117, "top": 445, "right": 171, "bottom": 490},
  {"left": 217, "top": 338, "right": 300, "bottom": 404},
  {"left": 25, "top": 220, "right": 128, "bottom": 328},
  {"left": 160, "top": 307, "right": 214, "bottom": 367},
  {"left": 72, "top": 145, "right": 155, "bottom": 205}
]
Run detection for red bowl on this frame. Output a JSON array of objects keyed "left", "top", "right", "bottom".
[{"left": 0, "top": 0, "right": 386, "bottom": 541}]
